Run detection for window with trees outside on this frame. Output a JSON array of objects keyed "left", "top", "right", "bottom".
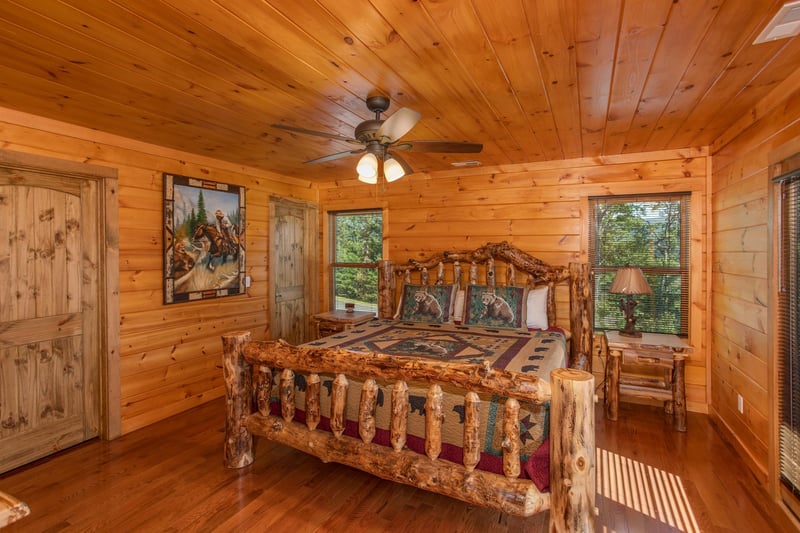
[
  {"left": 330, "top": 209, "right": 383, "bottom": 313},
  {"left": 589, "top": 193, "right": 690, "bottom": 337}
]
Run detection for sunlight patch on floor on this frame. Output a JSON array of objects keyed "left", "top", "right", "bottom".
[{"left": 597, "top": 448, "right": 700, "bottom": 533}]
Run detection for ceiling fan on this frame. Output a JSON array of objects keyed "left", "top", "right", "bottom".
[{"left": 271, "top": 95, "right": 483, "bottom": 183}]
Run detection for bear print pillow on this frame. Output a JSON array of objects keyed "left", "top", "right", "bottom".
[
  {"left": 395, "top": 284, "right": 457, "bottom": 324},
  {"left": 463, "top": 285, "right": 528, "bottom": 330}
]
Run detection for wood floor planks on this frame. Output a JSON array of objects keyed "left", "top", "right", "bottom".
[{"left": 0, "top": 399, "right": 796, "bottom": 532}]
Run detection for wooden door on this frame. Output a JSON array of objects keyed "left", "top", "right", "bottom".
[
  {"left": 0, "top": 151, "right": 118, "bottom": 473},
  {"left": 269, "top": 197, "right": 318, "bottom": 344}
]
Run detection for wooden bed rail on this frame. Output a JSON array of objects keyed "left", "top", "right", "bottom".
[
  {"left": 222, "top": 332, "right": 596, "bottom": 529},
  {"left": 377, "top": 242, "right": 593, "bottom": 372}
]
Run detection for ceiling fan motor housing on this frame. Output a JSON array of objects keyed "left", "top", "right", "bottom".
[{"left": 354, "top": 119, "right": 384, "bottom": 143}]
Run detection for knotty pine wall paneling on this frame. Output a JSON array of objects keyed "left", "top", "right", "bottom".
[
  {"left": 0, "top": 108, "right": 315, "bottom": 434},
  {"left": 710, "top": 69, "right": 800, "bottom": 485},
  {"left": 319, "top": 148, "right": 709, "bottom": 412}
]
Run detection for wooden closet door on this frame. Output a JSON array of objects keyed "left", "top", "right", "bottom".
[
  {"left": 0, "top": 178, "right": 100, "bottom": 473},
  {"left": 269, "top": 197, "right": 318, "bottom": 345}
]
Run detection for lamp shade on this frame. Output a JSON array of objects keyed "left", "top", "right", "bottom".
[
  {"left": 356, "top": 152, "right": 378, "bottom": 179},
  {"left": 609, "top": 266, "right": 652, "bottom": 295},
  {"left": 383, "top": 156, "right": 406, "bottom": 182}
]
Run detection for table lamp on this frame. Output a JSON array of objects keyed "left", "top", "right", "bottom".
[{"left": 609, "top": 266, "right": 652, "bottom": 338}]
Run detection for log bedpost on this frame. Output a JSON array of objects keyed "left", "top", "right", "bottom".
[
  {"left": 569, "top": 262, "right": 593, "bottom": 372},
  {"left": 221, "top": 331, "right": 254, "bottom": 469},
  {"left": 549, "top": 368, "right": 596, "bottom": 533},
  {"left": 377, "top": 260, "right": 395, "bottom": 319}
]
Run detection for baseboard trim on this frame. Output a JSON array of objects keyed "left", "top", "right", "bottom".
[{"left": 708, "top": 406, "right": 768, "bottom": 485}]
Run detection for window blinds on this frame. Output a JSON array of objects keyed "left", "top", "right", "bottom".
[{"left": 775, "top": 167, "right": 800, "bottom": 505}]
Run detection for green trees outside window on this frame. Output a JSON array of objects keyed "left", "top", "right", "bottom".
[
  {"left": 330, "top": 210, "right": 382, "bottom": 312},
  {"left": 590, "top": 194, "right": 690, "bottom": 336}
]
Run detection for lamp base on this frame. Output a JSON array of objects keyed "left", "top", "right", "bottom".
[{"left": 618, "top": 294, "right": 643, "bottom": 338}]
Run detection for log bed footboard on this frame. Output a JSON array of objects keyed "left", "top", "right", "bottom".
[{"left": 222, "top": 332, "right": 596, "bottom": 530}]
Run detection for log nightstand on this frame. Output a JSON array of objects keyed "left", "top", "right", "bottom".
[
  {"left": 604, "top": 330, "right": 693, "bottom": 432},
  {"left": 312, "top": 310, "right": 375, "bottom": 339}
]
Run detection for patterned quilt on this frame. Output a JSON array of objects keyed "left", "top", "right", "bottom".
[{"left": 270, "top": 319, "right": 566, "bottom": 485}]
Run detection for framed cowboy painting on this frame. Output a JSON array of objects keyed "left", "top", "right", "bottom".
[{"left": 163, "top": 173, "right": 246, "bottom": 304}]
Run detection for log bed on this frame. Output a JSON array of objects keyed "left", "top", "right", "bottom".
[{"left": 223, "top": 241, "right": 596, "bottom": 531}]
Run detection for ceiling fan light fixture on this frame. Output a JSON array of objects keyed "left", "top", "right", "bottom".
[
  {"left": 356, "top": 152, "right": 378, "bottom": 178},
  {"left": 383, "top": 156, "right": 406, "bottom": 182},
  {"left": 357, "top": 172, "right": 378, "bottom": 184}
]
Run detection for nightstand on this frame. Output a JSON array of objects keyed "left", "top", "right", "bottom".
[
  {"left": 604, "top": 330, "right": 692, "bottom": 432},
  {"left": 312, "top": 310, "right": 375, "bottom": 339}
]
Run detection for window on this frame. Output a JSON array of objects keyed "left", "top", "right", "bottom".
[
  {"left": 329, "top": 209, "right": 383, "bottom": 313},
  {"left": 589, "top": 193, "right": 690, "bottom": 336},
  {"left": 775, "top": 154, "right": 800, "bottom": 509}
]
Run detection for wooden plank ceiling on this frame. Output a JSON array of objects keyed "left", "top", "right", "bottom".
[{"left": 0, "top": 0, "right": 797, "bottom": 182}]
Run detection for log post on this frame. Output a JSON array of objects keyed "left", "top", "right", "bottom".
[
  {"left": 673, "top": 356, "right": 687, "bottom": 432},
  {"left": 421, "top": 267, "right": 429, "bottom": 286},
  {"left": 546, "top": 281, "right": 557, "bottom": 328},
  {"left": 501, "top": 398, "right": 521, "bottom": 478},
  {"left": 486, "top": 256, "right": 495, "bottom": 286},
  {"left": 391, "top": 380, "right": 409, "bottom": 451},
  {"left": 453, "top": 261, "right": 462, "bottom": 289},
  {"left": 436, "top": 262, "right": 445, "bottom": 284},
  {"left": 254, "top": 364, "right": 271, "bottom": 416},
  {"left": 221, "top": 331, "right": 254, "bottom": 468},
  {"left": 377, "top": 260, "right": 396, "bottom": 319},
  {"left": 330, "top": 373, "right": 348, "bottom": 438},
  {"left": 425, "top": 384, "right": 443, "bottom": 460},
  {"left": 280, "top": 369, "right": 295, "bottom": 422},
  {"left": 568, "top": 262, "right": 593, "bottom": 372},
  {"left": 359, "top": 378, "right": 378, "bottom": 443},
  {"left": 462, "top": 392, "right": 480, "bottom": 472},
  {"left": 507, "top": 262, "right": 516, "bottom": 287},
  {"left": 550, "top": 368, "right": 596, "bottom": 533},
  {"left": 606, "top": 347, "right": 620, "bottom": 421},
  {"left": 469, "top": 262, "right": 478, "bottom": 285},
  {"left": 306, "top": 373, "right": 321, "bottom": 431}
]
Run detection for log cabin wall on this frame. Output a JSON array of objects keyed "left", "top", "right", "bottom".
[
  {"left": 318, "top": 148, "right": 709, "bottom": 412},
  {"left": 0, "top": 108, "right": 316, "bottom": 435},
  {"left": 710, "top": 70, "right": 800, "bottom": 485}
]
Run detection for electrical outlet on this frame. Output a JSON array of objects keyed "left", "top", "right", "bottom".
[{"left": 737, "top": 394, "right": 744, "bottom": 413}]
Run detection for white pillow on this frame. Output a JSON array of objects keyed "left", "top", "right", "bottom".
[
  {"left": 452, "top": 289, "right": 466, "bottom": 323},
  {"left": 526, "top": 286, "right": 549, "bottom": 330}
]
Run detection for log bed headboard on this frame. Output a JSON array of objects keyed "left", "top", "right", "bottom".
[{"left": 376, "top": 241, "right": 593, "bottom": 371}]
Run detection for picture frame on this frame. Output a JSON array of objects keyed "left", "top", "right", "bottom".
[{"left": 163, "top": 173, "right": 245, "bottom": 304}]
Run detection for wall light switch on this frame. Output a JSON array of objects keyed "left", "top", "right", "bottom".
[
  {"left": 245, "top": 276, "right": 251, "bottom": 288},
  {"left": 737, "top": 394, "right": 744, "bottom": 414}
]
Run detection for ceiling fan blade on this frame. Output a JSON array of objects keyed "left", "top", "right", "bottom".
[
  {"left": 375, "top": 107, "right": 421, "bottom": 143},
  {"left": 272, "top": 123, "right": 361, "bottom": 145},
  {"left": 396, "top": 140, "right": 483, "bottom": 153},
  {"left": 304, "top": 148, "right": 365, "bottom": 165},
  {"left": 387, "top": 151, "right": 414, "bottom": 175}
]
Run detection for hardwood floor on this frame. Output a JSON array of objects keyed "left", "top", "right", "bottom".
[{"left": 1, "top": 399, "right": 796, "bottom": 532}]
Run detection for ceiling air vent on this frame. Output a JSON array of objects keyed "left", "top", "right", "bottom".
[
  {"left": 451, "top": 160, "right": 481, "bottom": 167},
  {"left": 754, "top": 1, "right": 800, "bottom": 44}
]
